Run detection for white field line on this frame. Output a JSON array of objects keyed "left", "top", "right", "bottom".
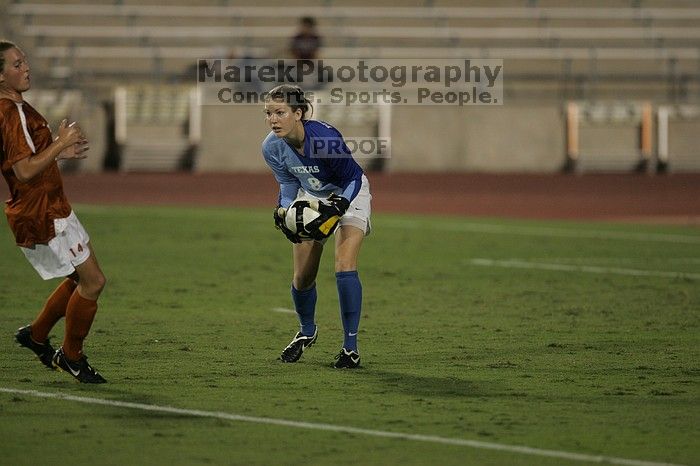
[
  {"left": 506, "top": 257, "right": 700, "bottom": 264},
  {"left": 470, "top": 258, "right": 700, "bottom": 280},
  {"left": 272, "top": 307, "right": 296, "bottom": 314},
  {"left": 0, "top": 388, "right": 684, "bottom": 466},
  {"left": 383, "top": 219, "right": 700, "bottom": 244}
]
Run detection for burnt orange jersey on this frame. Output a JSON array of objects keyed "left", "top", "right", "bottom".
[{"left": 1, "top": 98, "right": 72, "bottom": 247}]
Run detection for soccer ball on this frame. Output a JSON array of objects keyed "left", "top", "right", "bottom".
[
  {"left": 283, "top": 197, "right": 341, "bottom": 239},
  {"left": 284, "top": 198, "right": 323, "bottom": 237}
]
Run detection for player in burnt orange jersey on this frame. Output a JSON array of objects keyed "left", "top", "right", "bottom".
[{"left": 1, "top": 41, "right": 107, "bottom": 383}]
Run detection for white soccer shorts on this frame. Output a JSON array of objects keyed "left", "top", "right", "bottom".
[
  {"left": 339, "top": 174, "right": 372, "bottom": 236},
  {"left": 21, "top": 211, "right": 91, "bottom": 280}
]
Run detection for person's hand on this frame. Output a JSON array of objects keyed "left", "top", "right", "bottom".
[
  {"left": 305, "top": 194, "right": 350, "bottom": 240},
  {"left": 320, "top": 194, "right": 350, "bottom": 217},
  {"left": 55, "top": 119, "right": 89, "bottom": 160},
  {"left": 274, "top": 207, "right": 302, "bottom": 243}
]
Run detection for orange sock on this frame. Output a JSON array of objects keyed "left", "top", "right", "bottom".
[
  {"left": 63, "top": 291, "right": 98, "bottom": 361},
  {"left": 31, "top": 279, "right": 77, "bottom": 343}
]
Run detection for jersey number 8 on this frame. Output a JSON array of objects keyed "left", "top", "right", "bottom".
[{"left": 307, "top": 177, "right": 323, "bottom": 190}]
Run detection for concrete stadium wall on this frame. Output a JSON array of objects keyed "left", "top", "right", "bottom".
[
  {"left": 196, "top": 105, "right": 270, "bottom": 172},
  {"left": 668, "top": 119, "right": 700, "bottom": 171},
  {"left": 577, "top": 124, "right": 642, "bottom": 172},
  {"left": 387, "top": 104, "right": 565, "bottom": 172},
  {"left": 78, "top": 103, "right": 107, "bottom": 173},
  {"left": 72, "top": 100, "right": 698, "bottom": 174},
  {"left": 194, "top": 103, "right": 567, "bottom": 173}
]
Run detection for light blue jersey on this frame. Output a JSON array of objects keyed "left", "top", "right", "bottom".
[{"left": 262, "top": 120, "right": 364, "bottom": 208}]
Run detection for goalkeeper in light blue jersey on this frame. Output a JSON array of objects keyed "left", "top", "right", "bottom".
[{"left": 262, "top": 84, "right": 372, "bottom": 369}]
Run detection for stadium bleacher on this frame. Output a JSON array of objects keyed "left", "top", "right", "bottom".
[
  {"left": 4, "top": 1, "right": 700, "bottom": 173},
  {"left": 8, "top": 2, "right": 700, "bottom": 92}
]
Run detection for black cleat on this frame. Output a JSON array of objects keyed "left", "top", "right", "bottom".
[
  {"left": 52, "top": 347, "right": 106, "bottom": 384},
  {"left": 333, "top": 348, "right": 361, "bottom": 369},
  {"left": 15, "top": 325, "right": 56, "bottom": 369},
  {"left": 280, "top": 329, "right": 317, "bottom": 363}
]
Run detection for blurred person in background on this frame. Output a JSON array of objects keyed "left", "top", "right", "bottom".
[
  {"left": 290, "top": 16, "right": 322, "bottom": 60},
  {"left": 0, "top": 40, "right": 107, "bottom": 383},
  {"left": 288, "top": 17, "right": 324, "bottom": 89}
]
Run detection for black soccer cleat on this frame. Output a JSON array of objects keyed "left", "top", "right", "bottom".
[
  {"left": 280, "top": 329, "right": 318, "bottom": 363},
  {"left": 52, "top": 347, "right": 107, "bottom": 384},
  {"left": 333, "top": 348, "right": 361, "bottom": 369},
  {"left": 15, "top": 325, "right": 56, "bottom": 369}
]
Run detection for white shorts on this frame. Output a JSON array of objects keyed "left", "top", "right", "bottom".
[
  {"left": 297, "top": 174, "right": 372, "bottom": 240},
  {"left": 341, "top": 175, "right": 372, "bottom": 236},
  {"left": 21, "top": 211, "right": 91, "bottom": 280}
]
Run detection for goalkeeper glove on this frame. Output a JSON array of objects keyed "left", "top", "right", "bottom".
[
  {"left": 322, "top": 193, "right": 351, "bottom": 217},
  {"left": 306, "top": 194, "right": 351, "bottom": 240},
  {"left": 273, "top": 207, "right": 302, "bottom": 244}
]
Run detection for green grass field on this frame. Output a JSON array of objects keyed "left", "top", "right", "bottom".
[{"left": 1, "top": 205, "right": 698, "bottom": 466}]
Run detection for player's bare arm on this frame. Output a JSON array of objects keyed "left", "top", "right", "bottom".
[{"left": 12, "top": 119, "right": 88, "bottom": 182}]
